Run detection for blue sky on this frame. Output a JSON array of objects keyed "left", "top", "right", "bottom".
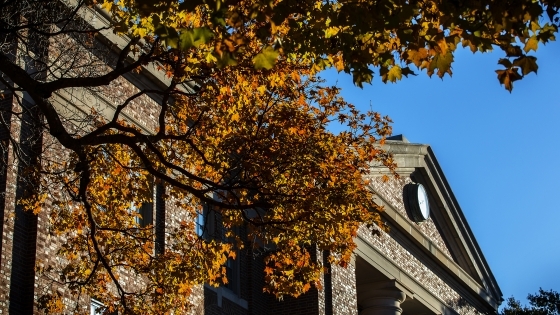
[{"left": 321, "top": 40, "right": 560, "bottom": 307}]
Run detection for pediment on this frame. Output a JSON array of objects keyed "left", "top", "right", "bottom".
[{"left": 365, "top": 136, "right": 502, "bottom": 309}]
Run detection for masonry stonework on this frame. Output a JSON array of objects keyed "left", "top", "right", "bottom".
[{"left": 369, "top": 176, "right": 453, "bottom": 259}]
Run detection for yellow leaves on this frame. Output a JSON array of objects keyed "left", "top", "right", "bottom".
[
  {"left": 332, "top": 54, "right": 345, "bottom": 72},
  {"left": 30, "top": 8, "right": 399, "bottom": 310},
  {"left": 524, "top": 36, "right": 539, "bottom": 53},
  {"left": 37, "top": 292, "right": 65, "bottom": 314},
  {"left": 314, "top": 0, "right": 323, "bottom": 10},
  {"left": 437, "top": 37, "right": 449, "bottom": 56},
  {"left": 100, "top": 0, "right": 112, "bottom": 12},
  {"left": 257, "top": 85, "right": 267, "bottom": 95},
  {"left": 19, "top": 192, "right": 48, "bottom": 215},
  {"left": 381, "top": 65, "right": 402, "bottom": 83},
  {"left": 324, "top": 27, "right": 340, "bottom": 39}
]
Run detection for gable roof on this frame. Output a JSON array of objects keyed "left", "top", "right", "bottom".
[{"left": 369, "top": 136, "right": 503, "bottom": 312}]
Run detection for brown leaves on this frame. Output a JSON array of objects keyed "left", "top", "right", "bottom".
[
  {"left": 496, "top": 56, "right": 538, "bottom": 92},
  {"left": 496, "top": 68, "right": 523, "bottom": 92}
]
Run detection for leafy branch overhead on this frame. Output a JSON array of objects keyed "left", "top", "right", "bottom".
[
  {"left": 1, "top": 1, "right": 394, "bottom": 313},
  {"left": 104, "top": 0, "right": 560, "bottom": 91}
]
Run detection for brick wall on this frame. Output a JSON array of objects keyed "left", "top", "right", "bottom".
[
  {"left": 360, "top": 225, "right": 484, "bottom": 315},
  {"left": 0, "top": 93, "right": 19, "bottom": 314},
  {"left": 329, "top": 261, "right": 358, "bottom": 315},
  {"left": 362, "top": 175, "right": 486, "bottom": 315},
  {"left": 0, "top": 94, "right": 13, "bottom": 265},
  {"left": 369, "top": 176, "right": 453, "bottom": 259}
]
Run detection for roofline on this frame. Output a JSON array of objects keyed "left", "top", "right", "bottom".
[
  {"left": 373, "top": 140, "right": 503, "bottom": 306},
  {"left": 424, "top": 146, "right": 503, "bottom": 302}
]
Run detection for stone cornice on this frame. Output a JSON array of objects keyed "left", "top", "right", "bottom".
[
  {"left": 356, "top": 237, "right": 460, "bottom": 315},
  {"left": 372, "top": 193, "right": 501, "bottom": 313},
  {"left": 369, "top": 140, "right": 503, "bottom": 311}
]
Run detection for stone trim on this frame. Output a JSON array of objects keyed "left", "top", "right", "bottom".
[
  {"left": 355, "top": 237, "right": 459, "bottom": 315},
  {"left": 372, "top": 141, "right": 502, "bottom": 305},
  {"left": 372, "top": 193, "right": 497, "bottom": 308}
]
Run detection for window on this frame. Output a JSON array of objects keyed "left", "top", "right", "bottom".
[
  {"left": 224, "top": 255, "right": 238, "bottom": 293},
  {"left": 90, "top": 299, "right": 117, "bottom": 315},
  {"left": 196, "top": 205, "right": 205, "bottom": 237},
  {"left": 90, "top": 299, "right": 103, "bottom": 315},
  {"left": 135, "top": 202, "right": 153, "bottom": 228},
  {"left": 195, "top": 199, "right": 240, "bottom": 294}
]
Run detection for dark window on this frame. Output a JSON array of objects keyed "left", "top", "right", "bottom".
[
  {"left": 136, "top": 202, "right": 153, "bottom": 228},
  {"left": 196, "top": 207, "right": 205, "bottom": 237}
]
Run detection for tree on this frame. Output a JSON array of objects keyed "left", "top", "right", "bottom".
[
  {"left": 1, "top": 1, "right": 394, "bottom": 314},
  {"left": 0, "top": 0, "right": 558, "bottom": 314},
  {"left": 501, "top": 289, "right": 560, "bottom": 315},
  {"left": 102, "top": 0, "right": 560, "bottom": 91}
]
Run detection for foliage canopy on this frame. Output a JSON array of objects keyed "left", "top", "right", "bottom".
[
  {"left": 501, "top": 289, "right": 560, "bottom": 315},
  {"left": 105, "top": 0, "right": 560, "bottom": 91}
]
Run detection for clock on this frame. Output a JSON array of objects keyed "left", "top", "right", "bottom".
[{"left": 405, "top": 183, "right": 430, "bottom": 222}]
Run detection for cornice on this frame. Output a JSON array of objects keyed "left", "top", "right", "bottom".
[
  {"left": 372, "top": 193, "right": 500, "bottom": 313},
  {"left": 369, "top": 140, "right": 503, "bottom": 311}
]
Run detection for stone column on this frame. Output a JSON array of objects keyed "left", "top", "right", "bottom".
[{"left": 357, "top": 280, "right": 413, "bottom": 315}]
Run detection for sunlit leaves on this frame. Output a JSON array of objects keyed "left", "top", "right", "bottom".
[
  {"left": 16, "top": 0, "right": 560, "bottom": 311},
  {"left": 524, "top": 36, "right": 539, "bottom": 53},
  {"left": 180, "top": 27, "right": 214, "bottom": 50},
  {"left": 381, "top": 65, "right": 402, "bottom": 83},
  {"left": 253, "top": 46, "right": 279, "bottom": 70},
  {"left": 99, "top": 0, "right": 560, "bottom": 91},
  {"left": 27, "top": 41, "right": 395, "bottom": 313}
]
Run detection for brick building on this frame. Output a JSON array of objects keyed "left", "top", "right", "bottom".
[
  {"left": 0, "top": 4, "right": 502, "bottom": 315},
  {"left": 194, "top": 135, "right": 504, "bottom": 315}
]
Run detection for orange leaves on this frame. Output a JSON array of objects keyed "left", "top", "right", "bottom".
[
  {"left": 30, "top": 14, "right": 396, "bottom": 312},
  {"left": 263, "top": 245, "right": 323, "bottom": 298}
]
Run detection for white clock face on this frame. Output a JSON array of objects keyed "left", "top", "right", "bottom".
[{"left": 417, "top": 184, "right": 430, "bottom": 220}]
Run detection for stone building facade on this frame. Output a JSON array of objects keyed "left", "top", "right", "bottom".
[{"left": 0, "top": 5, "right": 502, "bottom": 315}]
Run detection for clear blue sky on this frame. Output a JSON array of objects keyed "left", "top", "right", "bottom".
[{"left": 321, "top": 41, "right": 560, "bottom": 307}]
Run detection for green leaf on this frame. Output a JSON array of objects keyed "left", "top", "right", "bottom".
[
  {"left": 155, "top": 26, "right": 180, "bottom": 48},
  {"left": 253, "top": 46, "right": 279, "bottom": 70},
  {"left": 524, "top": 36, "right": 539, "bottom": 53},
  {"left": 216, "top": 52, "right": 238, "bottom": 68},
  {"left": 179, "top": 27, "right": 214, "bottom": 50},
  {"left": 512, "top": 56, "right": 538, "bottom": 75}
]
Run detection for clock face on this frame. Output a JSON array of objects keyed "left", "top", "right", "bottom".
[
  {"left": 405, "top": 182, "right": 430, "bottom": 222},
  {"left": 417, "top": 184, "right": 430, "bottom": 220}
]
